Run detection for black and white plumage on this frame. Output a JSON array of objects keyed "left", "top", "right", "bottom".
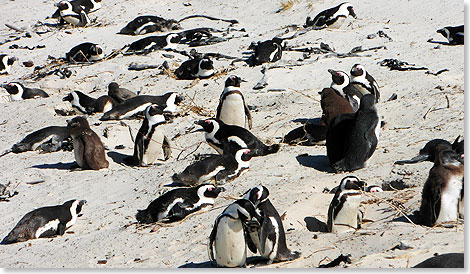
[
  {"left": 305, "top": 2, "right": 357, "bottom": 29},
  {"left": 195, "top": 118, "right": 280, "bottom": 157},
  {"left": 126, "top": 33, "right": 182, "bottom": 54},
  {"left": 52, "top": 0, "right": 101, "bottom": 19},
  {"left": 0, "top": 54, "right": 17, "bottom": 75},
  {"left": 329, "top": 69, "right": 362, "bottom": 111},
  {"left": 281, "top": 121, "right": 327, "bottom": 146},
  {"left": 2, "top": 82, "right": 49, "bottom": 101},
  {"left": 327, "top": 176, "right": 365, "bottom": 232},
  {"left": 63, "top": 90, "right": 116, "bottom": 114},
  {"left": 249, "top": 38, "right": 283, "bottom": 66},
  {"left": 216, "top": 75, "right": 252, "bottom": 129},
  {"left": 209, "top": 199, "right": 261, "bottom": 268},
  {"left": 174, "top": 57, "right": 215, "bottom": 80},
  {"left": 11, "top": 126, "right": 71, "bottom": 153},
  {"left": 118, "top": 15, "right": 181, "bottom": 35},
  {"left": 55, "top": 0, "right": 91, "bottom": 27},
  {"left": 66, "top": 42, "right": 104, "bottom": 63},
  {"left": 124, "top": 104, "right": 171, "bottom": 166},
  {"left": 350, "top": 64, "right": 380, "bottom": 103},
  {"left": 1, "top": 200, "right": 86, "bottom": 245},
  {"left": 136, "top": 184, "right": 224, "bottom": 224},
  {"left": 172, "top": 148, "right": 253, "bottom": 186},
  {"left": 394, "top": 138, "right": 459, "bottom": 165},
  {"left": 326, "top": 94, "right": 380, "bottom": 172},
  {"left": 437, "top": 25, "right": 464, "bottom": 45},
  {"left": 107, "top": 82, "right": 137, "bottom": 103},
  {"left": 413, "top": 253, "right": 464, "bottom": 268}
]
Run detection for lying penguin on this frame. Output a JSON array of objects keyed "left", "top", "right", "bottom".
[
  {"left": 126, "top": 33, "right": 182, "bottom": 54},
  {"left": 436, "top": 25, "right": 464, "bottom": 45},
  {"left": 2, "top": 82, "right": 49, "bottom": 101},
  {"left": 10, "top": 126, "right": 71, "bottom": 154},
  {"left": 174, "top": 56, "right": 215, "bottom": 80},
  {"left": 66, "top": 42, "right": 104, "bottom": 63},
  {"left": 281, "top": 121, "right": 327, "bottom": 146},
  {"left": 249, "top": 38, "right": 283, "bottom": 66},
  {"left": 395, "top": 136, "right": 464, "bottom": 165},
  {"left": 118, "top": 15, "right": 181, "bottom": 35},
  {"left": 107, "top": 82, "right": 137, "bottom": 103},
  {"left": 305, "top": 2, "right": 357, "bottom": 30},
  {"left": 63, "top": 90, "right": 117, "bottom": 114},
  {"left": 55, "top": 1, "right": 91, "bottom": 27},
  {"left": 136, "top": 184, "right": 224, "bottom": 223}
]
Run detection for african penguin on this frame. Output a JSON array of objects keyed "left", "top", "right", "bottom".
[
  {"left": 107, "top": 82, "right": 137, "bottom": 103},
  {"left": 413, "top": 253, "right": 464, "bottom": 268},
  {"left": 174, "top": 56, "right": 215, "bottom": 80},
  {"left": 350, "top": 64, "right": 380, "bottom": 103},
  {"left": 63, "top": 90, "right": 97, "bottom": 114},
  {"left": 329, "top": 69, "right": 362, "bottom": 111},
  {"left": 0, "top": 54, "right": 17, "bottom": 75},
  {"left": 67, "top": 116, "right": 109, "bottom": 170},
  {"left": 136, "top": 184, "right": 224, "bottom": 223},
  {"left": 172, "top": 148, "right": 253, "bottom": 186},
  {"left": 209, "top": 199, "right": 261, "bottom": 268},
  {"left": 118, "top": 15, "right": 181, "bottom": 35},
  {"left": 195, "top": 118, "right": 280, "bottom": 157},
  {"left": 11, "top": 126, "right": 71, "bottom": 153},
  {"left": 282, "top": 120, "right": 328, "bottom": 146},
  {"left": 1, "top": 200, "right": 86, "bottom": 244},
  {"left": 305, "top": 2, "right": 357, "bottom": 29},
  {"left": 327, "top": 176, "right": 365, "bottom": 232},
  {"left": 66, "top": 42, "right": 104, "bottom": 63},
  {"left": 124, "top": 104, "right": 171, "bottom": 167},
  {"left": 3, "top": 82, "right": 49, "bottom": 101},
  {"left": 52, "top": 0, "right": 101, "bottom": 19},
  {"left": 216, "top": 75, "right": 253, "bottom": 129},
  {"left": 55, "top": 0, "right": 91, "bottom": 27},
  {"left": 249, "top": 38, "right": 283, "bottom": 66},
  {"left": 126, "top": 33, "right": 182, "bottom": 54},
  {"left": 319, "top": 87, "right": 354, "bottom": 126},
  {"left": 437, "top": 25, "right": 464, "bottom": 45},
  {"left": 326, "top": 94, "right": 380, "bottom": 172}
]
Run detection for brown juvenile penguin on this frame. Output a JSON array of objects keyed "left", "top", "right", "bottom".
[
  {"left": 319, "top": 87, "right": 354, "bottom": 126},
  {"left": 107, "top": 82, "right": 137, "bottom": 104},
  {"left": 67, "top": 116, "right": 109, "bottom": 170}
]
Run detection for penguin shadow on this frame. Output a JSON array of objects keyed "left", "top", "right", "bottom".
[
  {"left": 304, "top": 216, "right": 328, "bottom": 232},
  {"left": 391, "top": 211, "right": 421, "bottom": 224},
  {"left": 106, "top": 151, "right": 130, "bottom": 165},
  {"left": 296, "top": 154, "right": 335, "bottom": 173},
  {"left": 427, "top": 40, "right": 457, "bottom": 46},
  {"left": 31, "top": 162, "right": 77, "bottom": 170},
  {"left": 178, "top": 257, "right": 271, "bottom": 268},
  {"left": 178, "top": 261, "right": 214, "bottom": 268}
]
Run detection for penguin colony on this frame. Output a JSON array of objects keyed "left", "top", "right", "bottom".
[{"left": 0, "top": 0, "right": 464, "bottom": 269}]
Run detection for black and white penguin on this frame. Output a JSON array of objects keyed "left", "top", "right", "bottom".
[
  {"left": 281, "top": 122, "right": 328, "bottom": 146},
  {"left": 195, "top": 118, "right": 280, "bottom": 156},
  {"left": 63, "top": 90, "right": 97, "bottom": 114},
  {"left": 136, "top": 184, "right": 224, "bottom": 223},
  {"left": 418, "top": 148, "right": 464, "bottom": 226},
  {"left": 118, "top": 15, "right": 181, "bottom": 35},
  {"left": 174, "top": 56, "right": 215, "bottom": 80},
  {"left": 350, "top": 64, "right": 380, "bottom": 103},
  {"left": 55, "top": 0, "right": 91, "bottom": 27},
  {"left": 249, "top": 38, "right": 283, "bottom": 66},
  {"left": 94, "top": 95, "right": 117, "bottom": 113},
  {"left": 327, "top": 176, "right": 365, "bottom": 232},
  {"left": 329, "top": 69, "right": 362, "bottom": 111},
  {"left": 66, "top": 42, "right": 104, "bottom": 63},
  {"left": 1, "top": 200, "right": 86, "bottom": 244},
  {"left": 100, "top": 92, "right": 183, "bottom": 120},
  {"left": 326, "top": 94, "right": 380, "bottom": 172},
  {"left": 413, "top": 253, "right": 464, "bottom": 268},
  {"left": 319, "top": 87, "right": 355, "bottom": 126},
  {"left": 172, "top": 148, "right": 253, "bottom": 186},
  {"left": 126, "top": 33, "right": 182, "bottom": 53},
  {"left": 2, "top": 82, "right": 49, "bottom": 101},
  {"left": 0, "top": 54, "right": 17, "bottom": 75},
  {"left": 209, "top": 199, "right": 261, "bottom": 268},
  {"left": 52, "top": 0, "right": 101, "bottom": 19},
  {"left": 124, "top": 104, "right": 171, "bottom": 166},
  {"left": 11, "top": 126, "right": 71, "bottom": 153},
  {"left": 216, "top": 75, "right": 252, "bottom": 130},
  {"left": 107, "top": 82, "right": 137, "bottom": 103},
  {"left": 437, "top": 25, "right": 464, "bottom": 45},
  {"left": 243, "top": 186, "right": 301, "bottom": 264},
  {"left": 305, "top": 2, "right": 357, "bottom": 29}
]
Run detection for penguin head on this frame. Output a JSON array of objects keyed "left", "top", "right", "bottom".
[
  {"left": 225, "top": 75, "right": 242, "bottom": 88},
  {"left": 231, "top": 199, "right": 259, "bottom": 222},
  {"left": 437, "top": 28, "right": 450, "bottom": 39},
  {"left": 365, "top": 185, "right": 383, "bottom": 192},
  {"left": 235, "top": 148, "right": 253, "bottom": 163},
  {"left": 167, "top": 33, "right": 182, "bottom": 44},
  {"left": 419, "top": 139, "right": 453, "bottom": 162},
  {"left": 108, "top": 82, "right": 119, "bottom": 91},
  {"left": 3, "top": 82, "right": 23, "bottom": 95},
  {"left": 64, "top": 199, "right": 87, "bottom": 215},
  {"left": 197, "top": 184, "right": 225, "bottom": 199},
  {"left": 328, "top": 69, "right": 349, "bottom": 86},
  {"left": 67, "top": 116, "right": 90, "bottom": 131},
  {"left": 6, "top": 56, "right": 17, "bottom": 66},
  {"left": 56, "top": 1, "right": 72, "bottom": 11},
  {"left": 199, "top": 58, "right": 214, "bottom": 71},
  {"left": 452, "top": 136, "right": 464, "bottom": 157},
  {"left": 339, "top": 176, "right": 366, "bottom": 192},
  {"left": 195, "top": 118, "right": 220, "bottom": 133},
  {"left": 350, "top": 64, "right": 365, "bottom": 77},
  {"left": 145, "top": 104, "right": 166, "bottom": 125},
  {"left": 438, "top": 148, "right": 464, "bottom": 167},
  {"left": 90, "top": 44, "right": 104, "bottom": 58},
  {"left": 62, "top": 90, "right": 77, "bottom": 102},
  {"left": 345, "top": 3, "right": 357, "bottom": 18},
  {"left": 243, "top": 185, "right": 270, "bottom": 206}
]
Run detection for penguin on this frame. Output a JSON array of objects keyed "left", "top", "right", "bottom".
[
  {"left": 394, "top": 137, "right": 463, "bottom": 165},
  {"left": 100, "top": 92, "right": 183, "bottom": 121},
  {"left": 243, "top": 186, "right": 301, "bottom": 264},
  {"left": 123, "top": 104, "right": 171, "bottom": 166},
  {"left": 172, "top": 148, "right": 253, "bottom": 186},
  {"left": 2, "top": 82, "right": 49, "bottom": 101},
  {"left": 418, "top": 148, "right": 464, "bottom": 227},
  {"left": 216, "top": 75, "right": 253, "bottom": 130},
  {"left": 350, "top": 64, "right": 380, "bottom": 103},
  {"left": 66, "top": 42, "right": 104, "bottom": 63},
  {"left": 136, "top": 184, "right": 224, "bottom": 223},
  {"left": 55, "top": 0, "right": 91, "bottom": 27},
  {"left": 0, "top": 54, "right": 17, "bottom": 75},
  {"left": 437, "top": 25, "right": 464, "bottom": 45},
  {"left": 327, "top": 176, "right": 365, "bottom": 232},
  {"left": 1, "top": 200, "right": 86, "bottom": 245},
  {"left": 52, "top": 0, "right": 101, "bottom": 19},
  {"left": 107, "top": 82, "right": 137, "bottom": 104},
  {"left": 94, "top": 95, "right": 117, "bottom": 113},
  {"left": 63, "top": 90, "right": 97, "bottom": 114},
  {"left": 281, "top": 122, "right": 327, "bottom": 146},
  {"left": 126, "top": 33, "right": 182, "bottom": 54},
  {"left": 195, "top": 118, "right": 280, "bottom": 156},
  {"left": 413, "top": 253, "right": 464, "bottom": 268},
  {"left": 249, "top": 38, "right": 283, "bottom": 66},
  {"left": 329, "top": 69, "right": 362, "bottom": 111},
  {"left": 326, "top": 94, "right": 380, "bottom": 172},
  {"left": 319, "top": 87, "right": 354, "bottom": 126},
  {"left": 305, "top": 2, "right": 357, "bottom": 30},
  {"left": 67, "top": 116, "right": 109, "bottom": 170},
  {"left": 174, "top": 56, "right": 215, "bottom": 80},
  {"left": 118, "top": 15, "right": 181, "bottom": 35},
  {"left": 11, "top": 126, "right": 71, "bottom": 153},
  {"left": 208, "top": 199, "right": 261, "bottom": 268}
]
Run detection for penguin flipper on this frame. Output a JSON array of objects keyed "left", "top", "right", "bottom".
[
  {"left": 244, "top": 102, "right": 253, "bottom": 130},
  {"left": 259, "top": 216, "right": 276, "bottom": 256},
  {"left": 162, "top": 135, "right": 172, "bottom": 160},
  {"left": 57, "top": 223, "right": 66, "bottom": 236},
  {"left": 208, "top": 219, "right": 219, "bottom": 264}
]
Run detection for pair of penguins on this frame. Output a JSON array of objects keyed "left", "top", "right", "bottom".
[{"left": 51, "top": 0, "right": 101, "bottom": 27}]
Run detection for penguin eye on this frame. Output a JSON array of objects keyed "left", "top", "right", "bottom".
[
  {"left": 208, "top": 186, "right": 214, "bottom": 191},
  {"left": 205, "top": 120, "right": 211, "bottom": 124},
  {"left": 337, "top": 72, "right": 343, "bottom": 76},
  {"left": 243, "top": 149, "right": 250, "bottom": 154}
]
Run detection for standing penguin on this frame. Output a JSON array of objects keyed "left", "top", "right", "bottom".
[
  {"left": 327, "top": 176, "right": 365, "bottom": 232},
  {"left": 329, "top": 69, "right": 362, "bottom": 111},
  {"left": 136, "top": 184, "right": 224, "bottom": 223},
  {"left": 249, "top": 38, "right": 283, "bottom": 66},
  {"left": 437, "top": 25, "right": 464, "bottom": 45},
  {"left": 107, "top": 82, "right": 137, "bottom": 103},
  {"left": 124, "top": 104, "right": 171, "bottom": 166},
  {"left": 1, "top": 200, "right": 86, "bottom": 244},
  {"left": 67, "top": 116, "right": 109, "bottom": 170},
  {"left": 319, "top": 87, "right": 354, "bottom": 126},
  {"left": 126, "top": 33, "right": 182, "bottom": 53},
  {"left": 243, "top": 186, "right": 301, "bottom": 264},
  {"left": 174, "top": 56, "right": 215, "bottom": 80},
  {"left": 55, "top": 0, "right": 91, "bottom": 27},
  {"left": 0, "top": 54, "right": 17, "bottom": 75},
  {"left": 208, "top": 199, "right": 261, "bottom": 268},
  {"left": 305, "top": 2, "right": 357, "bottom": 29},
  {"left": 3, "top": 82, "right": 49, "bottom": 101},
  {"left": 66, "top": 42, "right": 104, "bottom": 63},
  {"left": 350, "top": 64, "right": 380, "bottom": 103},
  {"left": 216, "top": 75, "right": 252, "bottom": 129},
  {"left": 326, "top": 94, "right": 380, "bottom": 172}
]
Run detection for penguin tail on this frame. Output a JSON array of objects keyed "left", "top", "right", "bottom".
[
  {"left": 262, "top": 143, "right": 280, "bottom": 155},
  {"left": 135, "top": 209, "right": 153, "bottom": 224}
]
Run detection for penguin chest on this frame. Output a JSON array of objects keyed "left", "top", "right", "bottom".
[
  {"left": 62, "top": 13, "right": 82, "bottom": 26},
  {"left": 332, "top": 194, "right": 361, "bottom": 232},
  {"left": 73, "top": 138, "right": 86, "bottom": 168},
  {"left": 328, "top": 16, "right": 346, "bottom": 29},
  {"left": 218, "top": 95, "right": 246, "bottom": 128},
  {"left": 141, "top": 129, "right": 164, "bottom": 165},
  {"left": 101, "top": 101, "right": 114, "bottom": 113},
  {"left": 35, "top": 219, "right": 60, "bottom": 238},
  {"left": 436, "top": 175, "right": 463, "bottom": 224},
  {"left": 215, "top": 218, "right": 247, "bottom": 267}
]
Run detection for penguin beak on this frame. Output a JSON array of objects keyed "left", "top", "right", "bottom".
[
  {"left": 63, "top": 94, "right": 72, "bottom": 101},
  {"left": 328, "top": 69, "right": 337, "bottom": 76},
  {"left": 394, "top": 153, "right": 430, "bottom": 165},
  {"left": 79, "top": 200, "right": 87, "bottom": 206}
]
